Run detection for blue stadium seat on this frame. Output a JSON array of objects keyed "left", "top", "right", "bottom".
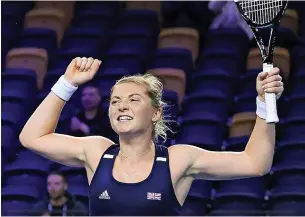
[
  {"left": 119, "top": 10, "right": 160, "bottom": 36},
  {"left": 150, "top": 48, "right": 193, "bottom": 74},
  {"left": 286, "top": 95, "right": 305, "bottom": 120},
  {"left": 275, "top": 141, "right": 305, "bottom": 166},
  {"left": 290, "top": 74, "right": 305, "bottom": 98},
  {"left": 209, "top": 197, "right": 264, "bottom": 216},
  {"left": 3, "top": 150, "right": 50, "bottom": 194},
  {"left": 176, "top": 114, "right": 225, "bottom": 150},
  {"left": 205, "top": 28, "right": 250, "bottom": 56},
  {"left": 111, "top": 26, "right": 156, "bottom": 57},
  {"left": 268, "top": 191, "right": 305, "bottom": 215},
  {"left": 181, "top": 94, "right": 229, "bottom": 123},
  {"left": 226, "top": 136, "right": 249, "bottom": 151},
  {"left": 180, "top": 197, "right": 209, "bottom": 215},
  {"left": 270, "top": 164, "right": 305, "bottom": 192},
  {"left": 19, "top": 28, "right": 57, "bottom": 66},
  {"left": 190, "top": 72, "right": 233, "bottom": 100},
  {"left": 234, "top": 93, "right": 256, "bottom": 113},
  {"left": 280, "top": 117, "right": 305, "bottom": 145},
  {"left": 1, "top": 112, "right": 18, "bottom": 163},
  {"left": 198, "top": 48, "right": 242, "bottom": 76},
  {"left": 73, "top": 9, "right": 114, "bottom": 31},
  {"left": 62, "top": 27, "right": 108, "bottom": 52},
  {"left": 238, "top": 69, "right": 260, "bottom": 97},
  {"left": 2, "top": 90, "right": 31, "bottom": 131},
  {"left": 268, "top": 163, "right": 305, "bottom": 215},
  {"left": 2, "top": 185, "right": 39, "bottom": 216},
  {"left": 100, "top": 49, "right": 144, "bottom": 75},
  {"left": 211, "top": 178, "right": 265, "bottom": 215},
  {"left": 2, "top": 68, "right": 37, "bottom": 97}
]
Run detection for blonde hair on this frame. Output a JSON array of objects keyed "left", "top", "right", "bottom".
[{"left": 110, "top": 73, "right": 174, "bottom": 142}]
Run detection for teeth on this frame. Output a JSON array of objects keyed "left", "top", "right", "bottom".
[{"left": 118, "top": 116, "right": 133, "bottom": 121}]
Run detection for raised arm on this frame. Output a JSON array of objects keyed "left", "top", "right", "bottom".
[
  {"left": 19, "top": 57, "right": 111, "bottom": 167},
  {"left": 172, "top": 68, "right": 283, "bottom": 180}
]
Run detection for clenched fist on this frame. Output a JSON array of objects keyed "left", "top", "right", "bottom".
[
  {"left": 64, "top": 57, "right": 102, "bottom": 86},
  {"left": 256, "top": 67, "right": 284, "bottom": 102}
]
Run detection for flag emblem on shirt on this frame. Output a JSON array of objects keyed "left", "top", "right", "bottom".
[{"left": 147, "top": 192, "right": 161, "bottom": 200}]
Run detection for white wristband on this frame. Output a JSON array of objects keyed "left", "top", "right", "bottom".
[
  {"left": 51, "top": 75, "right": 78, "bottom": 101},
  {"left": 256, "top": 97, "right": 267, "bottom": 120}
]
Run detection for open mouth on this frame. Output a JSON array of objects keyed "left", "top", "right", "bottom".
[{"left": 117, "top": 115, "right": 134, "bottom": 122}]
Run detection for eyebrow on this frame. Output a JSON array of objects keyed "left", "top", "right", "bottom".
[{"left": 111, "top": 93, "right": 143, "bottom": 99}]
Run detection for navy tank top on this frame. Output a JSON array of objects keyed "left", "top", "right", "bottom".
[{"left": 88, "top": 144, "right": 182, "bottom": 216}]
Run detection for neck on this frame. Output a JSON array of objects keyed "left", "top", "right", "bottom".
[
  {"left": 84, "top": 108, "right": 98, "bottom": 119},
  {"left": 51, "top": 196, "right": 67, "bottom": 206},
  {"left": 118, "top": 131, "right": 155, "bottom": 164}
]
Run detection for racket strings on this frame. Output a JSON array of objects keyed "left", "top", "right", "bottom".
[{"left": 239, "top": 0, "right": 283, "bottom": 24}]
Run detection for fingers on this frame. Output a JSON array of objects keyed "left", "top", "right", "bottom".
[
  {"left": 85, "top": 57, "right": 94, "bottom": 70},
  {"left": 258, "top": 67, "right": 280, "bottom": 81},
  {"left": 79, "top": 57, "right": 88, "bottom": 71},
  {"left": 264, "top": 86, "right": 284, "bottom": 94},
  {"left": 258, "top": 71, "right": 268, "bottom": 81},
  {"left": 88, "top": 59, "right": 102, "bottom": 78},
  {"left": 266, "top": 67, "right": 280, "bottom": 77},
  {"left": 75, "top": 57, "right": 82, "bottom": 68},
  {"left": 73, "top": 57, "right": 101, "bottom": 72},
  {"left": 263, "top": 80, "right": 283, "bottom": 89},
  {"left": 262, "top": 74, "right": 282, "bottom": 86}
]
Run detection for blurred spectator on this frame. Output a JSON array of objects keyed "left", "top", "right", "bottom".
[
  {"left": 70, "top": 83, "right": 117, "bottom": 141},
  {"left": 208, "top": 0, "right": 254, "bottom": 39},
  {"left": 31, "top": 171, "right": 87, "bottom": 216}
]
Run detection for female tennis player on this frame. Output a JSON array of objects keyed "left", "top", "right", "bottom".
[{"left": 20, "top": 57, "right": 284, "bottom": 216}]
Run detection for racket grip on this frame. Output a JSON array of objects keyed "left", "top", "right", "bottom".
[{"left": 263, "top": 63, "right": 279, "bottom": 123}]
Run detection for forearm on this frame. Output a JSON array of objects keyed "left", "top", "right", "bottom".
[
  {"left": 244, "top": 116, "right": 275, "bottom": 175},
  {"left": 20, "top": 92, "right": 66, "bottom": 144}
]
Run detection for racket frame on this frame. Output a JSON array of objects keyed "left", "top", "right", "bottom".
[{"left": 234, "top": 0, "right": 288, "bottom": 123}]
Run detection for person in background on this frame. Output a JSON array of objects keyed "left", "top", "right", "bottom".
[
  {"left": 70, "top": 83, "right": 117, "bottom": 141},
  {"left": 32, "top": 171, "right": 87, "bottom": 216},
  {"left": 208, "top": 0, "right": 254, "bottom": 40}
]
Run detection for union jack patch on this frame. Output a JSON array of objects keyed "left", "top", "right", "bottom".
[{"left": 147, "top": 192, "right": 161, "bottom": 200}]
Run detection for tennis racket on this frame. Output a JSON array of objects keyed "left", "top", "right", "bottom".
[{"left": 234, "top": 0, "right": 288, "bottom": 123}]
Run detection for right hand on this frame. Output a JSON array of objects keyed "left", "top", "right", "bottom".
[{"left": 64, "top": 57, "right": 102, "bottom": 86}]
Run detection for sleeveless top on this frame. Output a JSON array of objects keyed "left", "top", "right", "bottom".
[{"left": 88, "top": 144, "right": 182, "bottom": 216}]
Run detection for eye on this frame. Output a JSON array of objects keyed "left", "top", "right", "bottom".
[
  {"left": 131, "top": 98, "right": 140, "bottom": 102},
  {"left": 111, "top": 100, "right": 118, "bottom": 105}
]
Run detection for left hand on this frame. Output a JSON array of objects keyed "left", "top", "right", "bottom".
[{"left": 256, "top": 67, "right": 284, "bottom": 102}]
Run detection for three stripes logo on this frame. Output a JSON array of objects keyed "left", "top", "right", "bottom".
[
  {"left": 147, "top": 192, "right": 161, "bottom": 200},
  {"left": 99, "top": 190, "right": 110, "bottom": 200}
]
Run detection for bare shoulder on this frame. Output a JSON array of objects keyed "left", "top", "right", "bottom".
[
  {"left": 168, "top": 144, "right": 195, "bottom": 177},
  {"left": 82, "top": 136, "right": 116, "bottom": 169},
  {"left": 82, "top": 136, "right": 116, "bottom": 157},
  {"left": 168, "top": 144, "right": 197, "bottom": 158}
]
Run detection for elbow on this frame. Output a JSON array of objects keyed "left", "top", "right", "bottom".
[
  {"left": 258, "top": 167, "right": 272, "bottom": 177},
  {"left": 19, "top": 129, "right": 37, "bottom": 148},
  {"left": 253, "top": 165, "right": 271, "bottom": 177},
  {"left": 19, "top": 132, "right": 30, "bottom": 148}
]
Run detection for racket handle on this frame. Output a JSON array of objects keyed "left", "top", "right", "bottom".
[{"left": 263, "top": 63, "right": 279, "bottom": 123}]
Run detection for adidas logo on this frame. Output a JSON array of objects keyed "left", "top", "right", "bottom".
[{"left": 99, "top": 190, "right": 110, "bottom": 200}]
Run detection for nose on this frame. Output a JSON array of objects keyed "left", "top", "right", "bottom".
[{"left": 118, "top": 100, "right": 129, "bottom": 112}]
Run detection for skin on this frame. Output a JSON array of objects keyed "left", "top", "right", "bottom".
[
  {"left": 47, "top": 174, "right": 68, "bottom": 206},
  {"left": 19, "top": 57, "right": 284, "bottom": 206}
]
